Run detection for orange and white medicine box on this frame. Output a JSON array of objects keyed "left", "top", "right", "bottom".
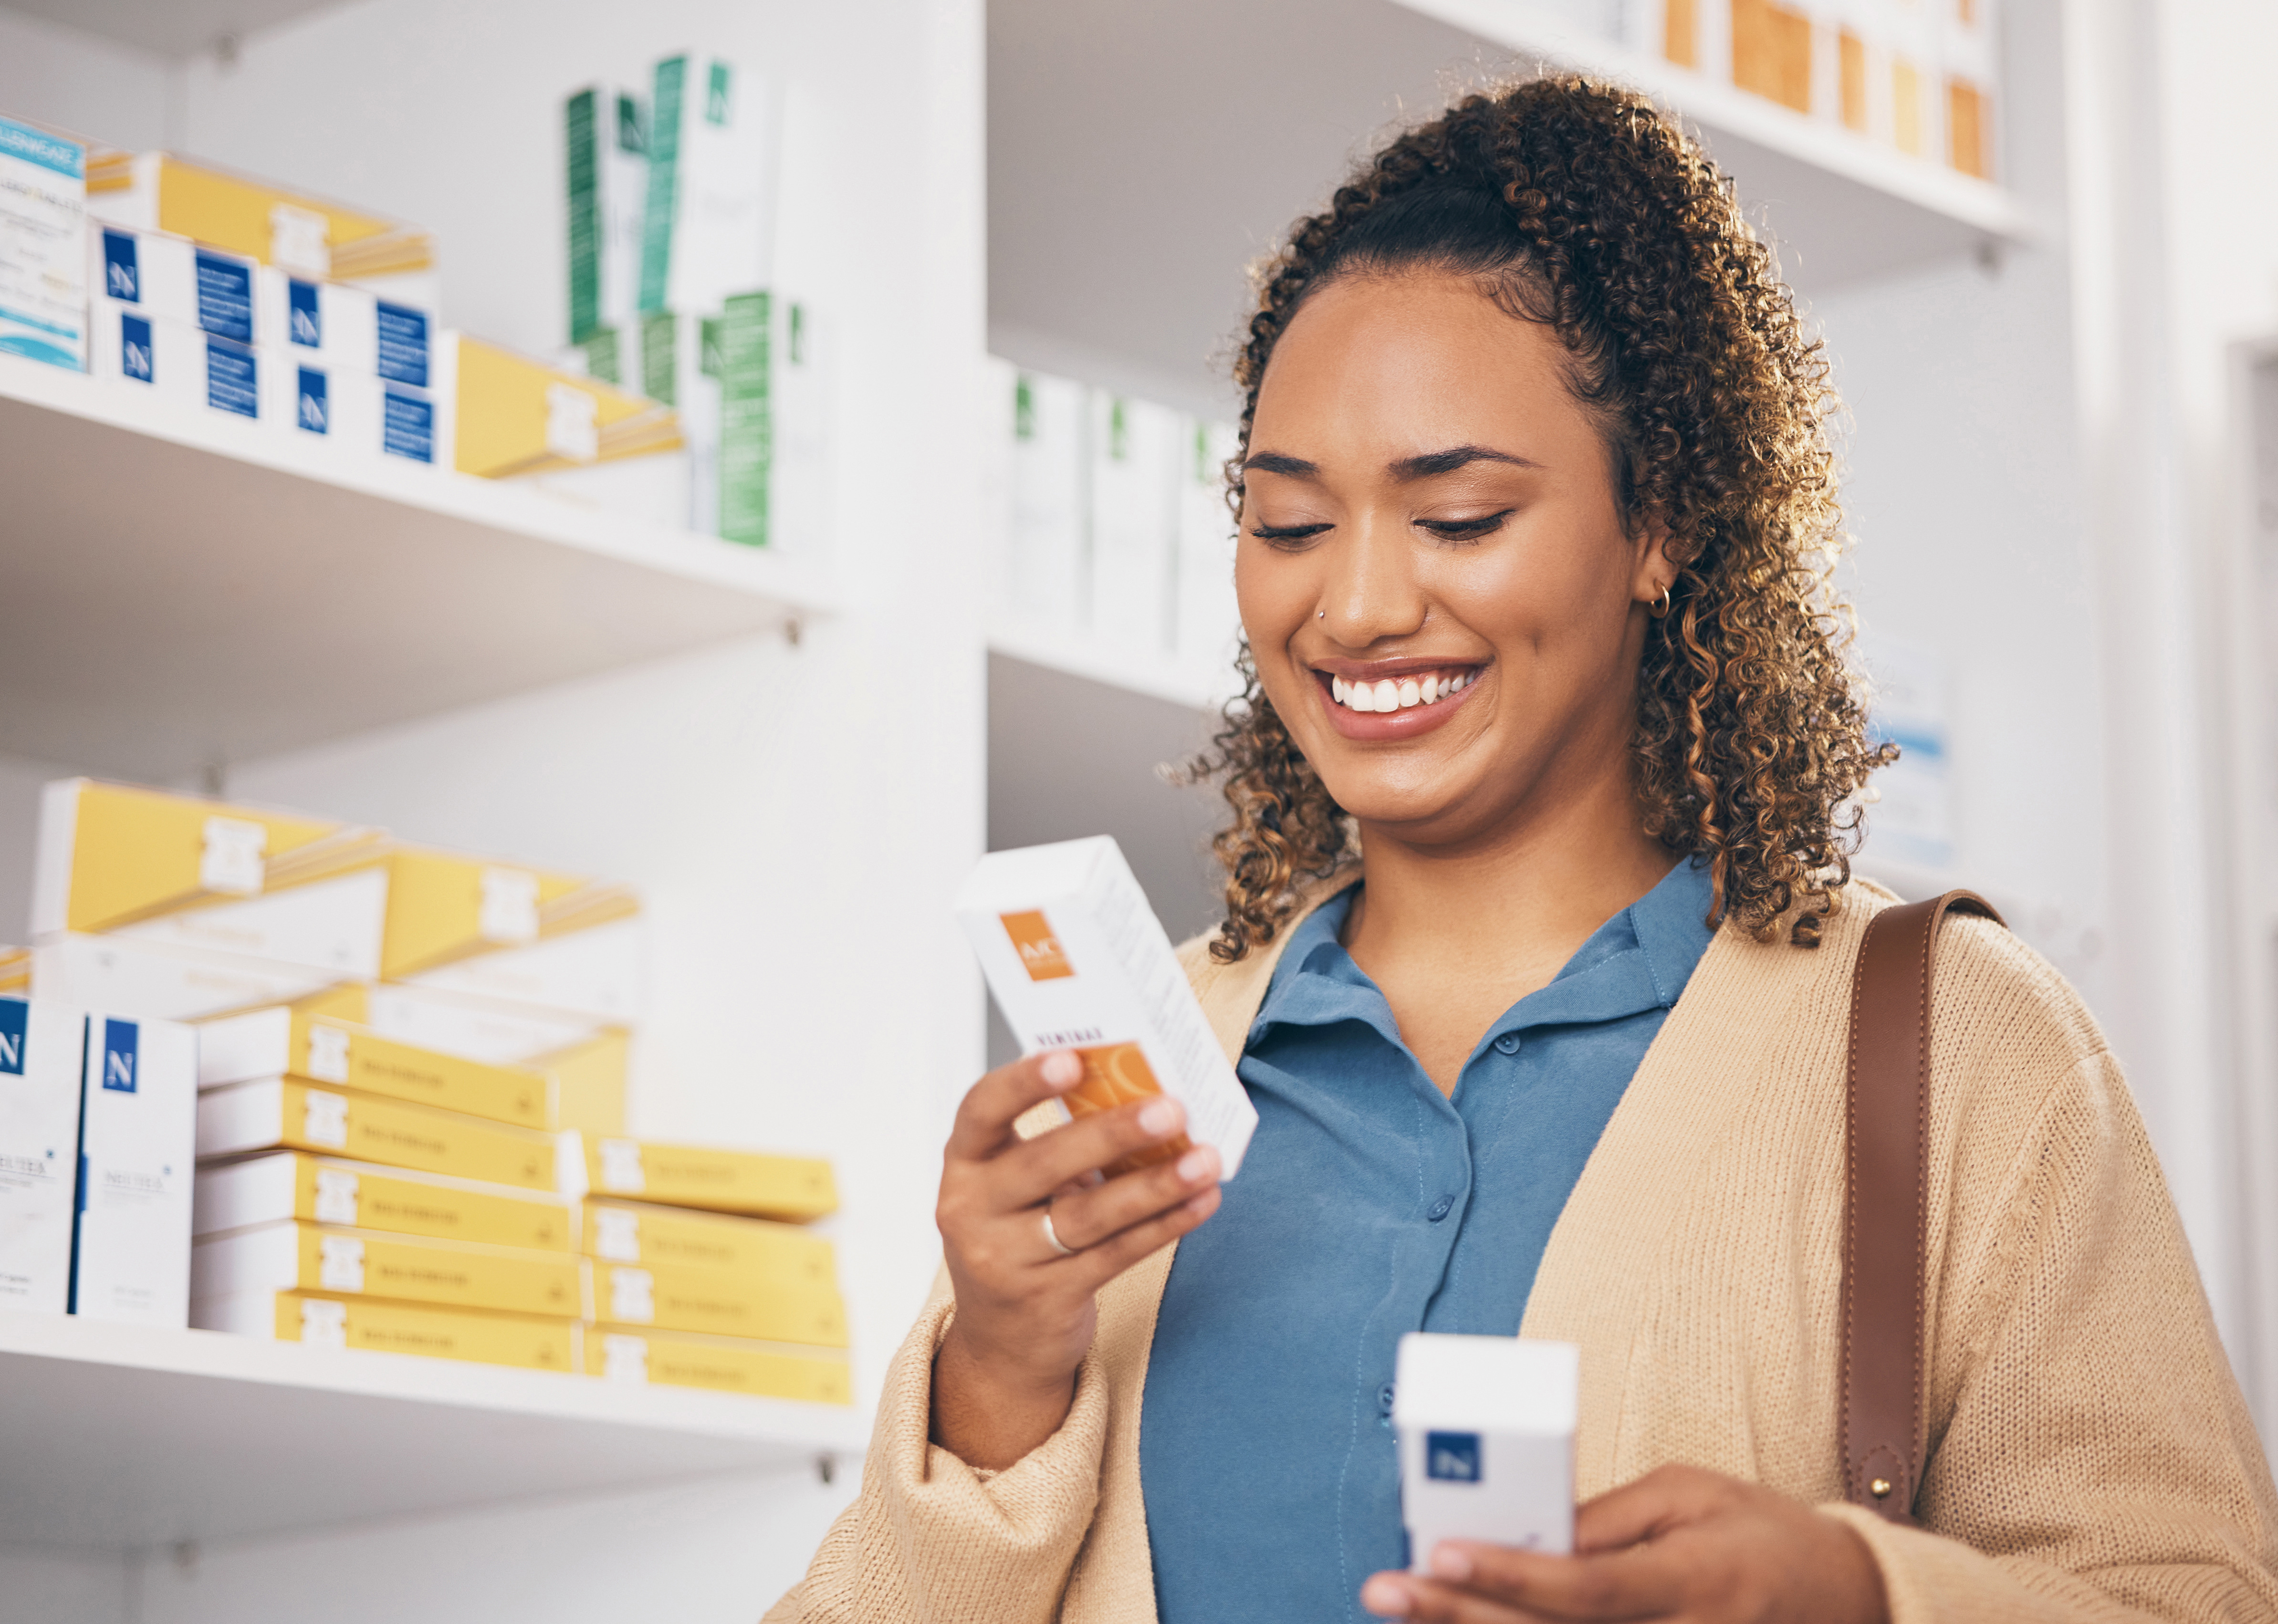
[
  {"left": 954, "top": 836, "right": 1257, "bottom": 1178},
  {"left": 1394, "top": 1333, "right": 1578, "bottom": 1565}
]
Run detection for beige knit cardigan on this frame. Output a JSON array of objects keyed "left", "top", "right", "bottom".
[{"left": 770, "top": 874, "right": 2278, "bottom": 1623}]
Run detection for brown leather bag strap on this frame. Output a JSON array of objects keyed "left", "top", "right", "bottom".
[{"left": 1842, "top": 889, "right": 2004, "bottom": 1523}]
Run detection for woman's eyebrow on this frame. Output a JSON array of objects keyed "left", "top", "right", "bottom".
[
  {"left": 1390, "top": 445, "right": 1542, "bottom": 479},
  {"left": 1242, "top": 451, "right": 1318, "bottom": 478}
]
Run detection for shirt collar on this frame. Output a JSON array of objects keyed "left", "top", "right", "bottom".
[{"left": 1249, "top": 855, "right": 1718, "bottom": 1046}]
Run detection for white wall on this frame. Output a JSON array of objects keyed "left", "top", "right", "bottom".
[{"left": 0, "top": 7, "right": 174, "bottom": 152}]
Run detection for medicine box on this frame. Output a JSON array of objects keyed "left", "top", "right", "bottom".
[
  {"left": 194, "top": 1289, "right": 579, "bottom": 1374},
  {"left": 197, "top": 1078, "right": 566, "bottom": 1193},
  {"left": 88, "top": 308, "right": 263, "bottom": 422},
  {"left": 637, "top": 51, "right": 779, "bottom": 315},
  {"left": 0, "top": 116, "right": 87, "bottom": 371},
  {"left": 591, "top": 1327, "right": 851, "bottom": 1403},
  {"left": 581, "top": 1197, "right": 833, "bottom": 1288},
  {"left": 1176, "top": 418, "right": 1243, "bottom": 667},
  {"left": 191, "top": 1218, "right": 587, "bottom": 1319},
  {"left": 33, "top": 780, "right": 392, "bottom": 979},
  {"left": 195, "top": 1151, "right": 575, "bottom": 1252},
  {"left": 1003, "top": 369, "right": 1087, "bottom": 629},
  {"left": 591, "top": 1257, "right": 847, "bottom": 1345},
  {"left": 0, "top": 997, "right": 86, "bottom": 1314},
  {"left": 199, "top": 1007, "right": 554, "bottom": 1130},
  {"left": 1393, "top": 1333, "right": 1579, "bottom": 1566},
  {"left": 73, "top": 1014, "right": 199, "bottom": 1326},
  {"left": 955, "top": 836, "right": 1259, "bottom": 1178},
  {"left": 584, "top": 1136, "right": 836, "bottom": 1221},
  {"left": 382, "top": 848, "right": 645, "bottom": 1025},
  {"left": 91, "top": 225, "right": 261, "bottom": 344},
  {"left": 87, "top": 150, "right": 439, "bottom": 312},
  {"left": 440, "top": 332, "right": 681, "bottom": 480},
  {"left": 564, "top": 82, "right": 649, "bottom": 344},
  {"left": 33, "top": 933, "right": 344, "bottom": 1023},
  {"left": 1087, "top": 392, "right": 1181, "bottom": 653}
]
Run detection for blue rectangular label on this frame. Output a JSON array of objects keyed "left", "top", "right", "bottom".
[
  {"left": 1425, "top": 1431, "right": 1482, "bottom": 1483},
  {"left": 121, "top": 313, "right": 153, "bottom": 382},
  {"left": 0, "top": 999, "right": 25, "bottom": 1076},
  {"left": 375, "top": 302, "right": 429, "bottom": 387},
  {"left": 289, "top": 279, "right": 322, "bottom": 347},
  {"left": 101, "top": 1018, "right": 138, "bottom": 1093},
  {"left": 102, "top": 229, "right": 139, "bottom": 302},
  {"left": 195, "top": 250, "right": 255, "bottom": 343},
  {"left": 297, "top": 366, "right": 328, "bottom": 433},
  {"left": 382, "top": 385, "right": 434, "bottom": 462},
  {"left": 206, "top": 335, "right": 258, "bottom": 417},
  {"left": 0, "top": 116, "right": 83, "bottom": 180}
]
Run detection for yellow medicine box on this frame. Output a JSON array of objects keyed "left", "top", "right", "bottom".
[
  {"left": 590, "top": 1258, "right": 847, "bottom": 1346},
  {"left": 195, "top": 1290, "right": 579, "bottom": 1375},
  {"left": 198, "top": 1079, "right": 565, "bottom": 1192},
  {"left": 196, "top": 1151, "right": 576, "bottom": 1253},
  {"left": 192, "top": 1219, "right": 587, "bottom": 1319},
  {"left": 200, "top": 1006, "right": 554, "bottom": 1130},
  {"left": 581, "top": 1198, "right": 834, "bottom": 1288},
  {"left": 585, "top": 1136, "right": 836, "bottom": 1222},
  {"left": 590, "top": 1328, "right": 852, "bottom": 1404}
]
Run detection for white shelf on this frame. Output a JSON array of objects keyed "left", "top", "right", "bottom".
[
  {"left": 0, "top": 1310, "right": 866, "bottom": 1551},
  {"left": 987, "top": 619, "right": 1242, "bottom": 713},
  {"left": 1390, "top": 0, "right": 2037, "bottom": 288},
  {"left": 0, "top": 354, "right": 837, "bottom": 780}
]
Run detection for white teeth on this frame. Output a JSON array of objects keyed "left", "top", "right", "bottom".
[
  {"left": 1329, "top": 670, "right": 1477, "bottom": 710},
  {"left": 1348, "top": 680, "right": 1373, "bottom": 712},
  {"left": 1397, "top": 679, "right": 1421, "bottom": 709},
  {"left": 1423, "top": 676, "right": 1440, "bottom": 703},
  {"left": 1371, "top": 679, "right": 1399, "bottom": 710},
  {"left": 1331, "top": 676, "right": 1348, "bottom": 704}
]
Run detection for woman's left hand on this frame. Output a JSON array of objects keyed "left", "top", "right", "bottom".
[{"left": 1359, "top": 1464, "right": 1889, "bottom": 1624}]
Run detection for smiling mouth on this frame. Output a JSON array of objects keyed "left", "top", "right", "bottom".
[{"left": 1320, "top": 667, "right": 1481, "bottom": 714}]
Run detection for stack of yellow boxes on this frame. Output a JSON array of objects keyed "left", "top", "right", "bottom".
[
  {"left": 577, "top": 1135, "right": 850, "bottom": 1403},
  {"left": 28, "top": 778, "right": 849, "bottom": 1401}
]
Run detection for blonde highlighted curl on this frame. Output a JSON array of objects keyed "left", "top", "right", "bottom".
[{"left": 1194, "top": 74, "right": 1892, "bottom": 962}]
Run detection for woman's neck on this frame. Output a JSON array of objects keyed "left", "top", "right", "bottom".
[{"left": 1340, "top": 768, "right": 1678, "bottom": 1094}]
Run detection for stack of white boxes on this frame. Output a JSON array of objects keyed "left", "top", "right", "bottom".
[
  {"left": 991, "top": 359, "right": 1243, "bottom": 675},
  {"left": 553, "top": 54, "right": 833, "bottom": 550},
  {"left": 0, "top": 990, "right": 198, "bottom": 1328},
  {"left": 79, "top": 151, "right": 442, "bottom": 462}
]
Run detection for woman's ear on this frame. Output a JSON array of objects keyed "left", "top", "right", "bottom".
[{"left": 1630, "top": 521, "right": 1677, "bottom": 613}]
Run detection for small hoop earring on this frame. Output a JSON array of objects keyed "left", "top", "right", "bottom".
[{"left": 1648, "top": 585, "right": 1673, "bottom": 620}]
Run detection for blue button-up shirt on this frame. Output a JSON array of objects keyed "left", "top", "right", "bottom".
[{"left": 1139, "top": 857, "right": 1717, "bottom": 1624}]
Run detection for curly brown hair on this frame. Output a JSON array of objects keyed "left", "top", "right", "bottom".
[{"left": 1195, "top": 73, "right": 1892, "bottom": 962}]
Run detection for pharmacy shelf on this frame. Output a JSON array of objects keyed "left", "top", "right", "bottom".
[
  {"left": 987, "top": 618, "right": 1241, "bottom": 714},
  {"left": 0, "top": 1309, "right": 866, "bottom": 1551},
  {"left": 0, "top": 354, "right": 837, "bottom": 781},
  {"left": 1390, "top": 0, "right": 2037, "bottom": 287}
]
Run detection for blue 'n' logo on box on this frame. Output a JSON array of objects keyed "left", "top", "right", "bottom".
[
  {"left": 103, "top": 229, "right": 139, "bottom": 301},
  {"left": 1426, "top": 1431, "right": 1482, "bottom": 1483},
  {"left": 298, "top": 367, "right": 328, "bottom": 433},
  {"left": 102, "top": 1019, "right": 138, "bottom": 1093},
  {"left": 121, "top": 313, "right": 153, "bottom": 383},
  {"left": 290, "top": 279, "right": 321, "bottom": 347},
  {"left": 0, "top": 1000, "right": 25, "bottom": 1076}
]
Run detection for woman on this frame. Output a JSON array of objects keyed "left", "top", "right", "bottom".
[{"left": 774, "top": 76, "right": 2278, "bottom": 1623}]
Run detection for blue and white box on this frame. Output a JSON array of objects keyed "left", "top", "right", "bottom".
[
  {"left": 1394, "top": 1333, "right": 1579, "bottom": 1567},
  {"left": 0, "top": 116, "right": 88, "bottom": 370},
  {"left": 72, "top": 1013, "right": 197, "bottom": 1326},
  {"left": 91, "top": 306, "right": 262, "bottom": 421},
  {"left": 0, "top": 997, "right": 88, "bottom": 1314},
  {"left": 255, "top": 265, "right": 377, "bottom": 374},
  {"left": 91, "top": 224, "right": 262, "bottom": 344}
]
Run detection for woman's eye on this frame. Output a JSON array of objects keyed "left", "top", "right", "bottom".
[
  {"left": 1249, "top": 522, "right": 1333, "bottom": 546},
  {"left": 1418, "top": 510, "right": 1514, "bottom": 542}
]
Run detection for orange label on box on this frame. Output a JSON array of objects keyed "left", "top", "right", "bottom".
[
  {"left": 1000, "top": 911, "right": 1074, "bottom": 981},
  {"left": 1064, "top": 1042, "right": 1186, "bottom": 1174}
]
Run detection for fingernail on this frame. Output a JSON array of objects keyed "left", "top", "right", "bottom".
[
  {"left": 1176, "top": 1146, "right": 1217, "bottom": 1183},
  {"left": 1139, "top": 1098, "right": 1182, "bottom": 1136},
  {"left": 1041, "top": 1051, "right": 1082, "bottom": 1087},
  {"left": 1359, "top": 1576, "right": 1411, "bottom": 1617},
  {"left": 1430, "top": 1544, "right": 1473, "bottom": 1582}
]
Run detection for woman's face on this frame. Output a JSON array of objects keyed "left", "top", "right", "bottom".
[{"left": 1236, "top": 270, "right": 1667, "bottom": 851}]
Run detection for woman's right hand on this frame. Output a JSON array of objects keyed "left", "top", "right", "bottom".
[{"left": 929, "top": 1050, "right": 1223, "bottom": 1471}]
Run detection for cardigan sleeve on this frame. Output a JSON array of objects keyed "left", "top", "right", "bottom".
[
  {"left": 763, "top": 1277, "right": 1114, "bottom": 1624},
  {"left": 1823, "top": 1043, "right": 2278, "bottom": 1622}
]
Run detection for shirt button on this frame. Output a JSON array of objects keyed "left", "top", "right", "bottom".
[
  {"left": 1427, "top": 1195, "right": 1454, "bottom": 1221},
  {"left": 1378, "top": 1383, "right": 1396, "bottom": 1416},
  {"left": 1493, "top": 1032, "right": 1523, "bottom": 1056}
]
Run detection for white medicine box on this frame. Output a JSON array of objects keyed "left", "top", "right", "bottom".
[
  {"left": 1394, "top": 1333, "right": 1579, "bottom": 1567},
  {"left": 73, "top": 1014, "right": 198, "bottom": 1327},
  {"left": 0, "top": 998, "right": 87, "bottom": 1315}
]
